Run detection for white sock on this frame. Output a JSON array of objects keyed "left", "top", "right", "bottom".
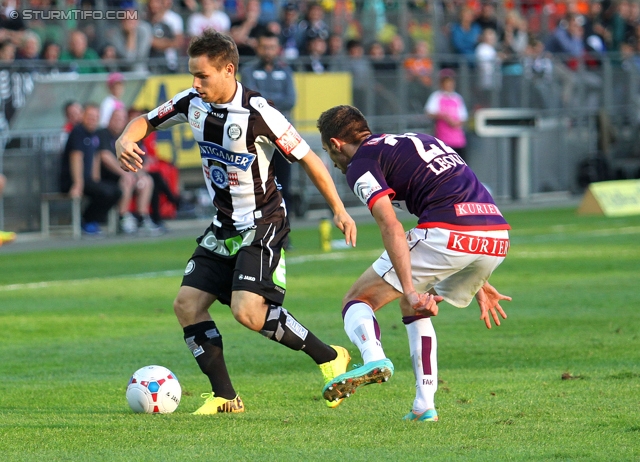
[
  {"left": 343, "top": 301, "right": 386, "bottom": 364},
  {"left": 404, "top": 316, "right": 438, "bottom": 413}
]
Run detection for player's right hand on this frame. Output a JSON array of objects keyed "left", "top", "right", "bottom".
[
  {"left": 407, "top": 291, "right": 444, "bottom": 317},
  {"left": 333, "top": 210, "right": 357, "bottom": 247},
  {"left": 116, "top": 139, "right": 145, "bottom": 173}
]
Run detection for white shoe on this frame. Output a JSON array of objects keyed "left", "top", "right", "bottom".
[
  {"left": 120, "top": 213, "right": 138, "bottom": 234},
  {"left": 139, "top": 216, "right": 164, "bottom": 236}
]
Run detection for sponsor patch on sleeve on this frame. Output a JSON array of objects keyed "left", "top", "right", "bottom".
[
  {"left": 157, "top": 100, "right": 175, "bottom": 118},
  {"left": 275, "top": 124, "right": 303, "bottom": 155},
  {"left": 353, "top": 171, "right": 383, "bottom": 205}
]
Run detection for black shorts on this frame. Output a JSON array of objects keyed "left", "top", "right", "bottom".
[{"left": 181, "top": 220, "right": 289, "bottom": 306}]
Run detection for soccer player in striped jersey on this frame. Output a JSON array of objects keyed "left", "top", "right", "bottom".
[
  {"left": 116, "top": 30, "right": 358, "bottom": 414},
  {"left": 317, "top": 105, "right": 512, "bottom": 422}
]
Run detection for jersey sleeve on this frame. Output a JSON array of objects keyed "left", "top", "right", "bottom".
[
  {"left": 346, "top": 158, "right": 395, "bottom": 211},
  {"left": 249, "top": 95, "right": 310, "bottom": 163},
  {"left": 146, "top": 88, "right": 194, "bottom": 130}
]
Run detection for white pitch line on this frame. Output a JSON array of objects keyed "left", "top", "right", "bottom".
[{"left": 0, "top": 249, "right": 383, "bottom": 292}]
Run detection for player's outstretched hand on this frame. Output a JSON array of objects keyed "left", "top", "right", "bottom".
[
  {"left": 116, "top": 139, "right": 145, "bottom": 173},
  {"left": 476, "top": 281, "right": 511, "bottom": 329},
  {"left": 333, "top": 210, "right": 357, "bottom": 247},
  {"left": 406, "top": 291, "right": 444, "bottom": 317}
]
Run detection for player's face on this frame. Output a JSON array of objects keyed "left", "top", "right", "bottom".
[
  {"left": 189, "top": 55, "right": 237, "bottom": 104},
  {"left": 323, "top": 141, "right": 348, "bottom": 174}
]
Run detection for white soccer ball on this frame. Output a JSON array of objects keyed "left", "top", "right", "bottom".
[{"left": 126, "top": 365, "right": 181, "bottom": 414}]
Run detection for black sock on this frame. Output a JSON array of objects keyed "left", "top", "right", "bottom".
[
  {"left": 183, "top": 320, "right": 236, "bottom": 400},
  {"left": 260, "top": 305, "right": 338, "bottom": 365}
]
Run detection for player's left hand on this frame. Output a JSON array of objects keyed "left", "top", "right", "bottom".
[
  {"left": 333, "top": 210, "right": 357, "bottom": 247},
  {"left": 406, "top": 291, "right": 444, "bottom": 317},
  {"left": 476, "top": 281, "right": 512, "bottom": 329}
]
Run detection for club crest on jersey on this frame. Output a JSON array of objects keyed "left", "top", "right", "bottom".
[
  {"left": 209, "top": 165, "right": 229, "bottom": 188},
  {"left": 198, "top": 141, "right": 255, "bottom": 171},
  {"left": 227, "top": 123, "right": 242, "bottom": 140},
  {"left": 354, "top": 171, "right": 382, "bottom": 204}
]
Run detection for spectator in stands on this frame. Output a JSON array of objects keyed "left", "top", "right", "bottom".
[
  {"left": 545, "top": 13, "right": 585, "bottom": 65},
  {"left": 100, "top": 43, "right": 122, "bottom": 73},
  {"left": 100, "top": 72, "right": 126, "bottom": 128},
  {"left": 583, "top": 0, "right": 610, "bottom": 53},
  {"left": 523, "top": 36, "right": 557, "bottom": 109},
  {"left": 188, "top": 0, "right": 231, "bottom": 37},
  {"left": 0, "top": 173, "right": 16, "bottom": 246},
  {"left": 299, "top": 2, "right": 330, "bottom": 56},
  {"left": 163, "top": 0, "right": 186, "bottom": 52},
  {"left": 98, "top": 108, "right": 162, "bottom": 236},
  {"left": 0, "top": 37, "right": 15, "bottom": 63},
  {"left": 63, "top": 100, "right": 84, "bottom": 134},
  {"left": 59, "top": 103, "right": 122, "bottom": 236},
  {"left": 0, "top": 0, "right": 26, "bottom": 46},
  {"left": 343, "top": 39, "right": 373, "bottom": 112},
  {"left": 475, "top": 27, "right": 502, "bottom": 107},
  {"left": 229, "top": 0, "right": 264, "bottom": 56},
  {"left": 39, "top": 41, "right": 62, "bottom": 74},
  {"left": 15, "top": 29, "right": 41, "bottom": 72},
  {"left": 451, "top": 7, "right": 482, "bottom": 63},
  {"left": 126, "top": 107, "right": 183, "bottom": 228},
  {"left": 403, "top": 39, "right": 434, "bottom": 110},
  {"left": 59, "top": 29, "right": 105, "bottom": 74},
  {"left": 500, "top": 9, "right": 528, "bottom": 107},
  {"left": 367, "top": 40, "right": 399, "bottom": 115},
  {"left": 105, "top": 4, "right": 153, "bottom": 73},
  {"left": 148, "top": 0, "right": 183, "bottom": 73},
  {"left": 474, "top": 0, "right": 501, "bottom": 36},
  {"left": 279, "top": 2, "right": 305, "bottom": 61},
  {"left": 424, "top": 69, "right": 468, "bottom": 161},
  {"left": 386, "top": 33, "right": 406, "bottom": 70},
  {"left": 304, "top": 34, "right": 328, "bottom": 73},
  {"left": 240, "top": 30, "right": 297, "bottom": 246}
]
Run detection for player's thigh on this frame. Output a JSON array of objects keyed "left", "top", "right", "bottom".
[
  {"left": 345, "top": 266, "right": 403, "bottom": 311},
  {"left": 434, "top": 254, "right": 505, "bottom": 308}
]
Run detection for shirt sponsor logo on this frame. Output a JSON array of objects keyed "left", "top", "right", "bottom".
[
  {"left": 455, "top": 202, "right": 503, "bottom": 217},
  {"left": 446, "top": 232, "right": 510, "bottom": 257},
  {"left": 211, "top": 111, "right": 224, "bottom": 118},
  {"left": 227, "top": 123, "right": 242, "bottom": 140},
  {"left": 354, "top": 171, "right": 382, "bottom": 204},
  {"left": 209, "top": 165, "right": 229, "bottom": 188},
  {"left": 276, "top": 124, "right": 302, "bottom": 155},
  {"left": 158, "top": 100, "right": 174, "bottom": 118},
  {"left": 198, "top": 141, "right": 256, "bottom": 171}
]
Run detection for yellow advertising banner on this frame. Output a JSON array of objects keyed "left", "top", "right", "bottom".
[
  {"left": 131, "top": 73, "right": 352, "bottom": 168},
  {"left": 577, "top": 179, "right": 640, "bottom": 217}
]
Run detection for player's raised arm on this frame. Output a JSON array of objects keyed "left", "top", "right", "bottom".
[
  {"left": 299, "top": 149, "right": 357, "bottom": 247},
  {"left": 115, "top": 115, "right": 156, "bottom": 173}
]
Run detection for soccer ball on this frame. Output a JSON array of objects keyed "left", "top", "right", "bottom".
[{"left": 126, "top": 365, "right": 181, "bottom": 414}]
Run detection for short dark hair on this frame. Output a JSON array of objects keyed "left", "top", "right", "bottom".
[
  {"left": 317, "top": 105, "right": 371, "bottom": 146},
  {"left": 257, "top": 29, "right": 279, "bottom": 41},
  {"left": 188, "top": 29, "right": 239, "bottom": 71}
]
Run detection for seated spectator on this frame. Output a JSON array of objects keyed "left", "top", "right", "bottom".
[
  {"left": 148, "top": 0, "right": 183, "bottom": 73},
  {"left": 424, "top": 69, "right": 468, "bottom": 161},
  {"left": 40, "top": 41, "right": 62, "bottom": 74},
  {"left": 59, "top": 103, "right": 122, "bottom": 236},
  {"left": 326, "top": 32, "right": 347, "bottom": 69},
  {"left": 229, "top": 0, "right": 265, "bottom": 57},
  {"left": 15, "top": 30, "right": 42, "bottom": 72},
  {"left": 343, "top": 39, "right": 373, "bottom": 111},
  {"left": 304, "top": 35, "right": 328, "bottom": 73},
  {"left": 100, "top": 72, "right": 126, "bottom": 128},
  {"left": 583, "top": 0, "right": 611, "bottom": 53},
  {"left": 63, "top": 100, "right": 84, "bottom": 134},
  {"left": 188, "top": 0, "right": 231, "bottom": 37},
  {"left": 545, "top": 14, "right": 585, "bottom": 68},
  {"left": 474, "top": 0, "right": 502, "bottom": 36},
  {"left": 127, "top": 107, "right": 182, "bottom": 227},
  {"left": 0, "top": 173, "right": 16, "bottom": 246},
  {"left": 299, "top": 2, "right": 331, "bottom": 55},
  {"left": 104, "top": 5, "right": 153, "bottom": 73},
  {"left": 100, "top": 43, "right": 122, "bottom": 73},
  {"left": 279, "top": 2, "right": 305, "bottom": 61},
  {"left": 451, "top": 7, "right": 482, "bottom": 63},
  {"left": 386, "top": 34, "right": 406, "bottom": 70},
  {"left": 98, "top": 108, "right": 162, "bottom": 235},
  {"left": 403, "top": 39, "right": 434, "bottom": 109},
  {"left": 0, "top": 38, "right": 15, "bottom": 63},
  {"left": 59, "top": 29, "right": 105, "bottom": 74}
]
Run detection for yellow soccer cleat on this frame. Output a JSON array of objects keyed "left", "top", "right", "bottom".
[
  {"left": 318, "top": 345, "right": 351, "bottom": 408},
  {"left": 192, "top": 393, "right": 245, "bottom": 415}
]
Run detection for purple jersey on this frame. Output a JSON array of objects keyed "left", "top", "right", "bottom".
[{"left": 346, "top": 133, "right": 510, "bottom": 230}]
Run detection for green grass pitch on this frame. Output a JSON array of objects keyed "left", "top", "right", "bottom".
[{"left": 1, "top": 207, "right": 639, "bottom": 460}]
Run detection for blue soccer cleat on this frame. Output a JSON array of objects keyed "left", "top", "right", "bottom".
[
  {"left": 322, "top": 358, "right": 394, "bottom": 404},
  {"left": 402, "top": 409, "right": 438, "bottom": 422}
]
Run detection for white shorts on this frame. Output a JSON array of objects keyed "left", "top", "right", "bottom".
[{"left": 372, "top": 227, "right": 509, "bottom": 308}]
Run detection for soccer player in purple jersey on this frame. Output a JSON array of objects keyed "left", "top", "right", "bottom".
[{"left": 317, "top": 105, "right": 512, "bottom": 422}]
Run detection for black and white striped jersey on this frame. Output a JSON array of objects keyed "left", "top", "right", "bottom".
[{"left": 147, "top": 82, "right": 310, "bottom": 231}]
